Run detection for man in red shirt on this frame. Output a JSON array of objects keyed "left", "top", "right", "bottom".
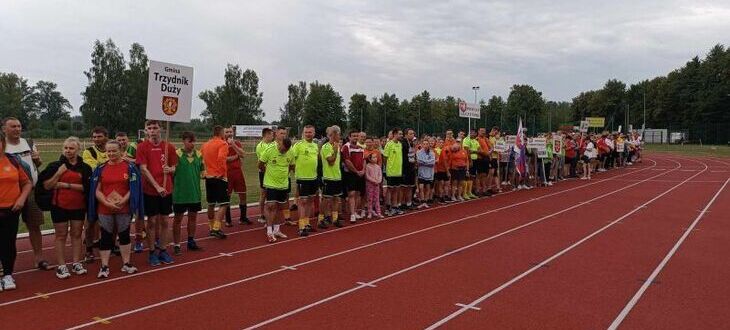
[
  {"left": 342, "top": 130, "right": 365, "bottom": 223},
  {"left": 136, "top": 120, "right": 179, "bottom": 266},
  {"left": 223, "top": 127, "right": 251, "bottom": 226}
]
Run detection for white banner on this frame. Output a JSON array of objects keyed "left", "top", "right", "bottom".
[
  {"left": 579, "top": 120, "right": 589, "bottom": 133},
  {"left": 458, "top": 101, "right": 480, "bottom": 119},
  {"left": 527, "top": 137, "right": 547, "bottom": 151},
  {"left": 146, "top": 60, "right": 194, "bottom": 123},
  {"left": 235, "top": 125, "right": 276, "bottom": 137}
]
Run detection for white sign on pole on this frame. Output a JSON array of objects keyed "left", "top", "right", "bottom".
[
  {"left": 145, "top": 60, "right": 194, "bottom": 123},
  {"left": 458, "top": 101, "right": 480, "bottom": 119},
  {"left": 495, "top": 139, "right": 508, "bottom": 153},
  {"left": 617, "top": 143, "right": 625, "bottom": 153},
  {"left": 506, "top": 135, "right": 516, "bottom": 147},
  {"left": 579, "top": 120, "right": 589, "bottom": 133},
  {"left": 527, "top": 137, "right": 547, "bottom": 151},
  {"left": 234, "top": 125, "right": 276, "bottom": 137}
]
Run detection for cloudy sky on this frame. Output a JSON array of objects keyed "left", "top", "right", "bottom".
[{"left": 2, "top": 0, "right": 728, "bottom": 122}]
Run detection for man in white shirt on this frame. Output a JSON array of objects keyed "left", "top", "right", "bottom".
[{"left": 2, "top": 117, "right": 49, "bottom": 270}]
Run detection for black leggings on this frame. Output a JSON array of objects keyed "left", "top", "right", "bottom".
[{"left": 0, "top": 209, "right": 21, "bottom": 275}]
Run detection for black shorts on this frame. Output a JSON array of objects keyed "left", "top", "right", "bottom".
[
  {"left": 265, "top": 188, "right": 289, "bottom": 203},
  {"left": 385, "top": 176, "right": 402, "bottom": 187},
  {"left": 402, "top": 165, "right": 416, "bottom": 187},
  {"left": 418, "top": 178, "right": 433, "bottom": 185},
  {"left": 205, "top": 178, "right": 230, "bottom": 205},
  {"left": 173, "top": 202, "right": 202, "bottom": 214},
  {"left": 258, "top": 171, "right": 265, "bottom": 189},
  {"left": 322, "top": 180, "right": 343, "bottom": 197},
  {"left": 296, "top": 179, "right": 319, "bottom": 198},
  {"left": 490, "top": 158, "right": 499, "bottom": 170},
  {"left": 469, "top": 160, "right": 479, "bottom": 176},
  {"left": 50, "top": 207, "right": 85, "bottom": 224},
  {"left": 344, "top": 172, "right": 365, "bottom": 195},
  {"left": 450, "top": 168, "right": 467, "bottom": 181},
  {"left": 476, "top": 159, "right": 490, "bottom": 174},
  {"left": 143, "top": 194, "right": 173, "bottom": 217},
  {"left": 434, "top": 172, "right": 449, "bottom": 182}
]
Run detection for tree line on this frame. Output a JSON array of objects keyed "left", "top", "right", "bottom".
[{"left": 0, "top": 39, "right": 726, "bottom": 142}]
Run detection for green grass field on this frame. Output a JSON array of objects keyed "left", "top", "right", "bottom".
[{"left": 644, "top": 144, "right": 730, "bottom": 158}]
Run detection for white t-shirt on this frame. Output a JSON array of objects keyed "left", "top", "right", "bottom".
[
  {"left": 584, "top": 142, "right": 597, "bottom": 159},
  {"left": 5, "top": 138, "right": 39, "bottom": 184}
]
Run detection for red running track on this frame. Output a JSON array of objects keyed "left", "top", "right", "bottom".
[{"left": 0, "top": 155, "right": 727, "bottom": 330}]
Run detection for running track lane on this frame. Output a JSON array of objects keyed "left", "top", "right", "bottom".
[
  {"left": 0, "top": 158, "right": 662, "bottom": 327},
  {"left": 427, "top": 157, "right": 718, "bottom": 329},
  {"left": 56, "top": 158, "right": 672, "bottom": 328},
  {"left": 231, "top": 158, "right": 689, "bottom": 329},
  {"left": 611, "top": 176, "right": 730, "bottom": 329}
]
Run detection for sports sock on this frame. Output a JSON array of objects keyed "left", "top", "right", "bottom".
[
  {"left": 298, "top": 218, "right": 307, "bottom": 230},
  {"left": 240, "top": 204, "right": 248, "bottom": 220},
  {"left": 283, "top": 209, "right": 291, "bottom": 220},
  {"left": 332, "top": 211, "right": 339, "bottom": 222},
  {"left": 273, "top": 224, "right": 281, "bottom": 233},
  {"left": 266, "top": 226, "right": 273, "bottom": 235}
]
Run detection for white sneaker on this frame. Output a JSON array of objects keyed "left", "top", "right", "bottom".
[
  {"left": 359, "top": 210, "right": 367, "bottom": 218},
  {"left": 547, "top": 182, "right": 553, "bottom": 186},
  {"left": 457, "top": 196, "right": 465, "bottom": 202},
  {"left": 56, "top": 265, "right": 71, "bottom": 279},
  {"left": 72, "top": 262, "right": 87, "bottom": 275},
  {"left": 2, "top": 275, "right": 16, "bottom": 290},
  {"left": 517, "top": 185, "right": 525, "bottom": 190},
  {"left": 121, "top": 263, "right": 138, "bottom": 274},
  {"left": 423, "top": 204, "right": 430, "bottom": 208},
  {"left": 350, "top": 215, "right": 357, "bottom": 223},
  {"left": 274, "top": 231, "right": 288, "bottom": 239},
  {"left": 97, "top": 266, "right": 110, "bottom": 279},
  {"left": 257, "top": 217, "right": 266, "bottom": 224}
]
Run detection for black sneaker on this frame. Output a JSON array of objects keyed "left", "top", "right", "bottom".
[
  {"left": 298, "top": 228, "right": 309, "bottom": 237},
  {"left": 224, "top": 221, "right": 233, "bottom": 228},
  {"left": 305, "top": 224, "right": 316, "bottom": 232},
  {"left": 187, "top": 239, "right": 202, "bottom": 251},
  {"left": 334, "top": 220, "right": 343, "bottom": 228},
  {"left": 317, "top": 221, "right": 329, "bottom": 229},
  {"left": 211, "top": 230, "right": 227, "bottom": 239},
  {"left": 323, "top": 216, "right": 332, "bottom": 226},
  {"left": 173, "top": 245, "right": 182, "bottom": 256},
  {"left": 239, "top": 217, "right": 252, "bottom": 225}
]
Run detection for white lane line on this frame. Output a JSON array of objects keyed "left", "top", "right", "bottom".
[
  {"left": 608, "top": 177, "right": 730, "bottom": 330},
  {"left": 60, "top": 161, "right": 668, "bottom": 329},
  {"left": 424, "top": 159, "right": 708, "bottom": 330},
  {"left": 239, "top": 161, "right": 683, "bottom": 330}
]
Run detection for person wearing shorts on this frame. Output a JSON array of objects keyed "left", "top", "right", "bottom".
[
  {"left": 400, "top": 129, "right": 417, "bottom": 210},
  {"left": 342, "top": 130, "right": 366, "bottom": 223},
  {"left": 259, "top": 137, "right": 295, "bottom": 242},
  {"left": 488, "top": 127, "right": 502, "bottom": 193},
  {"left": 462, "top": 129, "right": 480, "bottom": 199},
  {"left": 291, "top": 125, "right": 320, "bottom": 236},
  {"left": 320, "top": 126, "right": 344, "bottom": 227},
  {"left": 255, "top": 128, "right": 276, "bottom": 223},
  {"left": 137, "top": 120, "right": 178, "bottom": 266},
  {"left": 449, "top": 140, "right": 468, "bottom": 201},
  {"left": 39, "top": 137, "right": 92, "bottom": 279},
  {"left": 224, "top": 127, "right": 250, "bottom": 226},
  {"left": 416, "top": 139, "right": 436, "bottom": 208},
  {"left": 2, "top": 117, "right": 50, "bottom": 270},
  {"left": 172, "top": 131, "right": 204, "bottom": 255},
  {"left": 383, "top": 128, "right": 404, "bottom": 216},
  {"left": 476, "top": 128, "right": 491, "bottom": 196},
  {"left": 202, "top": 126, "right": 230, "bottom": 240},
  {"left": 88, "top": 141, "right": 143, "bottom": 279}
]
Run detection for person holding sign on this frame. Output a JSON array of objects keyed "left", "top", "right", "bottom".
[{"left": 136, "top": 120, "right": 178, "bottom": 266}]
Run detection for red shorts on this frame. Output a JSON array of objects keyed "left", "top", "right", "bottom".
[{"left": 227, "top": 168, "right": 247, "bottom": 194}]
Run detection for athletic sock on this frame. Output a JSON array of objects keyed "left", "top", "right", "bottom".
[
  {"left": 212, "top": 219, "right": 222, "bottom": 231},
  {"left": 283, "top": 209, "right": 291, "bottom": 220},
  {"left": 225, "top": 206, "right": 232, "bottom": 223},
  {"left": 266, "top": 226, "right": 273, "bottom": 235},
  {"left": 240, "top": 204, "right": 248, "bottom": 220},
  {"left": 273, "top": 224, "right": 281, "bottom": 233},
  {"left": 298, "top": 218, "right": 307, "bottom": 230},
  {"left": 318, "top": 213, "right": 324, "bottom": 223},
  {"left": 332, "top": 211, "right": 339, "bottom": 222}
]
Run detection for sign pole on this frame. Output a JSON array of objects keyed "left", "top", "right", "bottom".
[{"left": 162, "top": 120, "right": 170, "bottom": 190}]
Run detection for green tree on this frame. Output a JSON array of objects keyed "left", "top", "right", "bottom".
[
  {"left": 506, "top": 84, "right": 545, "bottom": 133},
  {"left": 122, "top": 43, "right": 148, "bottom": 134},
  {"left": 0, "top": 72, "right": 39, "bottom": 126},
  {"left": 199, "top": 64, "right": 264, "bottom": 126},
  {"left": 482, "top": 95, "right": 506, "bottom": 130},
  {"left": 36, "top": 81, "right": 71, "bottom": 122},
  {"left": 301, "top": 81, "right": 345, "bottom": 137},
  {"left": 280, "top": 81, "right": 307, "bottom": 136},
  {"left": 347, "top": 93, "right": 369, "bottom": 131},
  {"left": 80, "top": 39, "right": 127, "bottom": 132}
]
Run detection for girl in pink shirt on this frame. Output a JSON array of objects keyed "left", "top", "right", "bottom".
[{"left": 365, "top": 154, "right": 383, "bottom": 218}]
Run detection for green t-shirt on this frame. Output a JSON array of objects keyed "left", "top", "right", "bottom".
[
  {"left": 463, "top": 137, "right": 480, "bottom": 160},
  {"left": 383, "top": 140, "right": 403, "bottom": 177},
  {"left": 172, "top": 149, "right": 203, "bottom": 204},
  {"left": 256, "top": 140, "right": 276, "bottom": 162},
  {"left": 126, "top": 142, "right": 137, "bottom": 158},
  {"left": 291, "top": 140, "right": 319, "bottom": 180},
  {"left": 260, "top": 146, "right": 293, "bottom": 190},
  {"left": 320, "top": 142, "right": 341, "bottom": 181}
]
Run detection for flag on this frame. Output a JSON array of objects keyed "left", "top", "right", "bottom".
[{"left": 515, "top": 118, "right": 527, "bottom": 176}]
